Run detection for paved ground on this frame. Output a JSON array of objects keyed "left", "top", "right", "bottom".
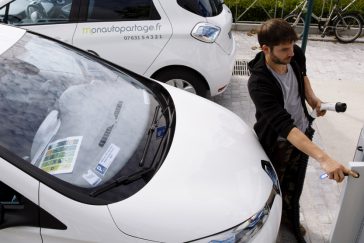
[{"left": 210, "top": 31, "right": 364, "bottom": 242}]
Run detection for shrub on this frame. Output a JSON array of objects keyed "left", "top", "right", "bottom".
[{"left": 225, "top": 0, "right": 364, "bottom": 22}]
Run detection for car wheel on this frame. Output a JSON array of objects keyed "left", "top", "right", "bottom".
[{"left": 153, "top": 69, "right": 208, "bottom": 97}]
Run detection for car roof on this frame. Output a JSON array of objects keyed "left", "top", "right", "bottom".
[{"left": 0, "top": 24, "right": 25, "bottom": 55}]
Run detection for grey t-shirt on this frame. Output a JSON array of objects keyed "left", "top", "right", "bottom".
[{"left": 268, "top": 64, "right": 309, "bottom": 138}]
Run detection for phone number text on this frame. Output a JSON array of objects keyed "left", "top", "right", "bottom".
[{"left": 124, "top": 35, "right": 163, "bottom": 41}]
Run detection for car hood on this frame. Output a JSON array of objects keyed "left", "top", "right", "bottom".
[
  {"left": 108, "top": 85, "right": 274, "bottom": 242},
  {"left": 0, "top": 24, "right": 25, "bottom": 55}
]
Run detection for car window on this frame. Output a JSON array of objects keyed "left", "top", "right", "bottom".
[
  {"left": 177, "top": 0, "right": 223, "bottom": 17},
  {"left": 0, "top": 0, "right": 73, "bottom": 25},
  {"left": 87, "top": 0, "right": 160, "bottom": 21},
  {"left": 0, "top": 182, "right": 21, "bottom": 206},
  {"left": 0, "top": 32, "right": 169, "bottom": 192}
]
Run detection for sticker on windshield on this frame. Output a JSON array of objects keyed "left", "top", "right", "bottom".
[
  {"left": 95, "top": 144, "right": 120, "bottom": 176},
  {"left": 38, "top": 136, "right": 82, "bottom": 175},
  {"left": 83, "top": 169, "right": 102, "bottom": 186},
  {"left": 156, "top": 126, "right": 166, "bottom": 139}
]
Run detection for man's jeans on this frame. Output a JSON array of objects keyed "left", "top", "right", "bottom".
[{"left": 270, "top": 126, "right": 315, "bottom": 242}]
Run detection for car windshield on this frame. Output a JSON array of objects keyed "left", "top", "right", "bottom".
[{"left": 0, "top": 32, "right": 173, "bottom": 196}]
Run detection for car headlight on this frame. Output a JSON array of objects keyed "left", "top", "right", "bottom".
[
  {"left": 191, "top": 23, "right": 221, "bottom": 43},
  {"left": 190, "top": 188, "right": 277, "bottom": 243}
]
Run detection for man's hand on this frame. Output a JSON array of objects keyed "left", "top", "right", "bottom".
[
  {"left": 320, "top": 157, "right": 358, "bottom": 182},
  {"left": 314, "top": 100, "right": 327, "bottom": 117},
  {"left": 287, "top": 127, "right": 357, "bottom": 183}
]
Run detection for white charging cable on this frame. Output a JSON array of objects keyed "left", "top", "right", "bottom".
[{"left": 311, "top": 102, "right": 347, "bottom": 118}]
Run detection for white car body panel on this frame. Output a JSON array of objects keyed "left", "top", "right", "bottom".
[
  {"left": 207, "top": 5, "right": 234, "bottom": 55},
  {"left": 108, "top": 84, "right": 281, "bottom": 242},
  {"left": 0, "top": 227, "right": 41, "bottom": 243},
  {"left": 144, "top": 35, "right": 236, "bottom": 96},
  {"left": 0, "top": 157, "right": 41, "bottom": 242},
  {"left": 72, "top": 0, "right": 172, "bottom": 74},
  {"left": 38, "top": 184, "right": 145, "bottom": 243},
  {"left": 0, "top": 24, "right": 25, "bottom": 55},
  {"left": 144, "top": 1, "right": 236, "bottom": 95}
]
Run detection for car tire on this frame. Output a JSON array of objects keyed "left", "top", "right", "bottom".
[{"left": 153, "top": 69, "right": 208, "bottom": 97}]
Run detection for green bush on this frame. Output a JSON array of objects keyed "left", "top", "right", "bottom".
[{"left": 225, "top": 0, "right": 364, "bottom": 22}]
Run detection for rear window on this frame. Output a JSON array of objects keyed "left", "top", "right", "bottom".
[
  {"left": 177, "top": 0, "right": 223, "bottom": 17},
  {"left": 87, "top": 0, "right": 160, "bottom": 21}
]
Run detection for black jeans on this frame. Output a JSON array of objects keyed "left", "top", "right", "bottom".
[{"left": 270, "top": 126, "right": 315, "bottom": 242}]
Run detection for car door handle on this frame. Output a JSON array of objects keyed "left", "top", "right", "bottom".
[{"left": 358, "top": 146, "right": 363, "bottom": 152}]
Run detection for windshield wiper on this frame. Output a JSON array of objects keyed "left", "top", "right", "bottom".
[
  {"left": 90, "top": 96, "right": 175, "bottom": 198},
  {"left": 89, "top": 91, "right": 175, "bottom": 197},
  {"left": 89, "top": 167, "right": 155, "bottom": 197},
  {"left": 89, "top": 121, "right": 173, "bottom": 198},
  {"left": 139, "top": 105, "right": 161, "bottom": 167}
]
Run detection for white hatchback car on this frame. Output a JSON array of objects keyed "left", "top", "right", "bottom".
[
  {"left": 0, "top": 24, "right": 280, "bottom": 242},
  {"left": 0, "top": 0, "right": 236, "bottom": 97}
]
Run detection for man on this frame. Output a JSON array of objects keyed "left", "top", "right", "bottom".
[{"left": 247, "top": 18, "right": 357, "bottom": 241}]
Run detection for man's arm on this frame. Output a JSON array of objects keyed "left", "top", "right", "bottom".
[
  {"left": 304, "top": 76, "right": 326, "bottom": 117},
  {"left": 294, "top": 44, "right": 326, "bottom": 117},
  {"left": 287, "top": 127, "right": 357, "bottom": 182}
]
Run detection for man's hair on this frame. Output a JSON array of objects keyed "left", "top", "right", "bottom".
[{"left": 257, "top": 18, "right": 298, "bottom": 49}]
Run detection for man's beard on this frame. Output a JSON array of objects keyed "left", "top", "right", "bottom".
[{"left": 271, "top": 52, "right": 292, "bottom": 65}]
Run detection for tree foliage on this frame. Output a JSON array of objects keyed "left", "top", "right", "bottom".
[{"left": 224, "top": 0, "right": 364, "bottom": 22}]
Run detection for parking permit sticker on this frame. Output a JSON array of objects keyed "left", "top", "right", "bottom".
[
  {"left": 83, "top": 169, "right": 102, "bottom": 186},
  {"left": 156, "top": 126, "right": 166, "bottom": 139},
  {"left": 39, "top": 136, "right": 82, "bottom": 175},
  {"left": 95, "top": 144, "right": 120, "bottom": 176}
]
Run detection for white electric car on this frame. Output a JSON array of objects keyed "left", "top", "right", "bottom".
[
  {"left": 0, "top": 0, "right": 236, "bottom": 97},
  {"left": 0, "top": 24, "right": 280, "bottom": 243}
]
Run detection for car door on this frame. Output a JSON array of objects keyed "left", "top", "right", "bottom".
[
  {"left": 0, "top": 157, "right": 41, "bottom": 242},
  {"left": 0, "top": 0, "right": 79, "bottom": 44},
  {"left": 72, "top": 0, "right": 172, "bottom": 75}
]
